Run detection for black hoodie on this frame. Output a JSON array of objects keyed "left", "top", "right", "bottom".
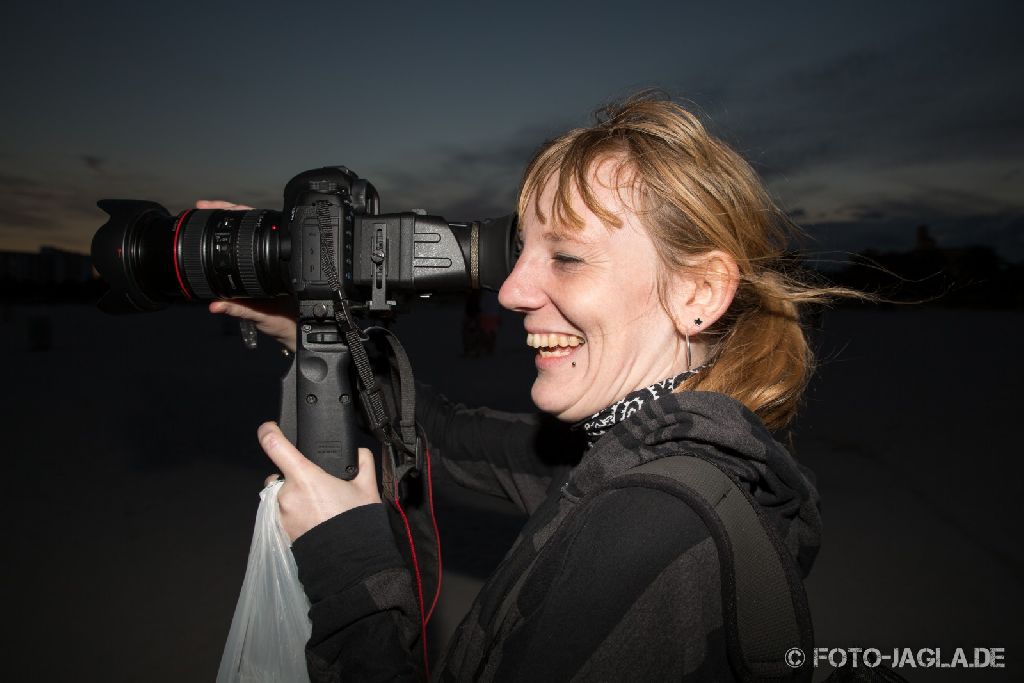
[{"left": 292, "top": 390, "right": 822, "bottom": 682}]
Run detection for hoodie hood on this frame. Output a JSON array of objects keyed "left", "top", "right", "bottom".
[{"left": 563, "top": 390, "right": 823, "bottom": 577}]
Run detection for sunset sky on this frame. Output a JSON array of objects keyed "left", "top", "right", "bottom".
[{"left": 1, "top": 0, "right": 1021, "bottom": 261}]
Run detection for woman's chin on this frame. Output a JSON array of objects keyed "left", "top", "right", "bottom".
[
  {"left": 531, "top": 384, "right": 566, "bottom": 418},
  {"left": 531, "top": 383, "right": 590, "bottom": 423}
]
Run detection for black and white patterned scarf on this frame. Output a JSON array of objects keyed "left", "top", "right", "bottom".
[{"left": 575, "top": 365, "right": 709, "bottom": 447}]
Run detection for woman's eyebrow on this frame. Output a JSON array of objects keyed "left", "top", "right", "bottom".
[{"left": 542, "top": 230, "right": 592, "bottom": 245}]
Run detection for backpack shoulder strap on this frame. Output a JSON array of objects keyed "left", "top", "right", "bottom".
[{"left": 622, "top": 455, "right": 814, "bottom": 682}]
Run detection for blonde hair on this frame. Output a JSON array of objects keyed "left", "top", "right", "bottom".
[{"left": 518, "top": 93, "right": 852, "bottom": 430}]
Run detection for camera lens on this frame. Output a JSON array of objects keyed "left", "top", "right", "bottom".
[
  {"left": 92, "top": 200, "right": 288, "bottom": 314},
  {"left": 474, "top": 214, "right": 519, "bottom": 291},
  {"left": 175, "top": 208, "right": 289, "bottom": 299}
]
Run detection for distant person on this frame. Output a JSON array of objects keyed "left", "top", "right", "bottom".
[
  {"left": 462, "top": 290, "right": 502, "bottom": 356},
  {"left": 206, "top": 93, "right": 849, "bottom": 681},
  {"left": 461, "top": 290, "right": 483, "bottom": 356},
  {"left": 477, "top": 290, "right": 501, "bottom": 355}
]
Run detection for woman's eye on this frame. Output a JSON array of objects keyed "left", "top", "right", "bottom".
[{"left": 552, "top": 253, "right": 583, "bottom": 267}]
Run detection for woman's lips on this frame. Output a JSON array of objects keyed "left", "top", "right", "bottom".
[
  {"left": 531, "top": 342, "right": 583, "bottom": 370},
  {"left": 525, "top": 332, "right": 586, "bottom": 370}
]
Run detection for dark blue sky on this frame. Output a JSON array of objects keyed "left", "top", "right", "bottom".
[{"left": 1, "top": 0, "right": 1021, "bottom": 260}]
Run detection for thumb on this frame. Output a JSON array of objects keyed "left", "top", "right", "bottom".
[
  {"left": 257, "top": 421, "right": 314, "bottom": 478},
  {"left": 353, "top": 447, "right": 378, "bottom": 487}
]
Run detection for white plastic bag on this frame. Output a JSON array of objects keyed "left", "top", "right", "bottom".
[{"left": 217, "top": 481, "right": 312, "bottom": 683}]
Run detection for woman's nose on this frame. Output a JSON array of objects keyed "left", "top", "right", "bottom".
[{"left": 498, "top": 257, "right": 544, "bottom": 312}]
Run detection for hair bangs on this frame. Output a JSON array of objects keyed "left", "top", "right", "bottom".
[{"left": 518, "top": 131, "right": 638, "bottom": 236}]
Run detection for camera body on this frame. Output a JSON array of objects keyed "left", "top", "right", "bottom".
[
  {"left": 92, "top": 166, "right": 518, "bottom": 479},
  {"left": 92, "top": 166, "right": 516, "bottom": 317},
  {"left": 286, "top": 166, "right": 510, "bottom": 316}
]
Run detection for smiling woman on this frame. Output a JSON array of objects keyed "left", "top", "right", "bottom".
[
  {"left": 216, "top": 92, "right": 859, "bottom": 682},
  {"left": 512, "top": 97, "right": 842, "bottom": 430},
  {"left": 499, "top": 157, "right": 736, "bottom": 422}
]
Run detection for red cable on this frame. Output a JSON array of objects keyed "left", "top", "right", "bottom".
[
  {"left": 424, "top": 447, "right": 444, "bottom": 623},
  {"left": 392, "top": 446, "right": 444, "bottom": 678},
  {"left": 393, "top": 489, "right": 430, "bottom": 680}
]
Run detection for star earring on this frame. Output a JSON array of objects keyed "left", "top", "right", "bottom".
[{"left": 685, "top": 319, "right": 702, "bottom": 372}]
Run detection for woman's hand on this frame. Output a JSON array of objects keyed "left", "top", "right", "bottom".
[
  {"left": 209, "top": 299, "right": 299, "bottom": 352},
  {"left": 195, "top": 200, "right": 253, "bottom": 211},
  {"left": 258, "top": 421, "right": 381, "bottom": 541},
  {"left": 197, "top": 200, "right": 299, "bottom": 352}
]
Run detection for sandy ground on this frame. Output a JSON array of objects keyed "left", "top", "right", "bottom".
[{"left": 1, "top": 302, "right": 1021, "bottom": 682}]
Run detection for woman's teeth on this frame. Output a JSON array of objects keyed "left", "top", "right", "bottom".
[{"left": 526, "top": 333, "right": 586, "bottom": 357}]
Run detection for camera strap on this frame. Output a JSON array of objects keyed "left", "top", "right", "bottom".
[
  {"left": 365, "top": 326, "right": 426, "bottom": 496},
  {"left": 314, "top": 201, "right": 422, "bottom": 501},
  {"left": 316, "top": 201, "right": 441, "bottom": 672}
]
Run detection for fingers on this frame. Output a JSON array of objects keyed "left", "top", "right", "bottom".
[
  {"left": 195, "top": 200, "right": 255, "bottom": 210},
  {"left": 257, "top": 421, "right": 314, "bottom": 479},
  {"left": 208, "top": 298, "right": 299, "bottom": 353},
  {"left": 264, "top": 473, "right": 282, "bottom": 487},
  {"left": 261, "top": 438, "right": 382, "bottom": 540},
  {"left": 354, "top": 448, "right": 377, "bottom": 488},
  {"left": 208, "top": 300, "right": 267, "bottom": 321}
]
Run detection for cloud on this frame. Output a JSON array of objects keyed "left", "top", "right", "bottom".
[
  {"left": 81, "top": 155, "right": 106, "bottom": 173},
  {"left": 435, "top": 184, "right": 518, "bottom": 222},
  {"left": 0, "top": 173, "right": 61, "bottom": 231},
  {"left": 700, "top": 9, "right": 1024, "bottom": 186},
  {"left": 842, "top": 187, "right": 1019, "bottom": 223},
  {"left": 0, "top": 205, "right": 58, "bottom": 231},
  {"left": 0, "top": 155, "right": 219, "bottom": 252},
  {"left": 0, "top": 171, "right": 112, "bottom": 250},
  {"left": 369, "top": 122, "right": 567, "bottom": 220},
  {"left": 440, "top": 129, "right": 554, "bottom": 176},
  {"left": 0, "top": 173, "right": 40, "bottom": 190}
]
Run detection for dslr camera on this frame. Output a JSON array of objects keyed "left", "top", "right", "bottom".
[{"left": 92, "top": 166, "right": 519, "bottom": 479}]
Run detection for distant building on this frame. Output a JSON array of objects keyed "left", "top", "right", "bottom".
[
  {"left": 830, "top": 224, "right": 1023, "bottom": 309},
  {"left": 0, "top": 251, "right": 36, "bottom": 281},
  {"left": 0, "top": 247, "right": 93, "bottom": 284}
]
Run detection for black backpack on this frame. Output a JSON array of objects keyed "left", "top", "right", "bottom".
[{"left": 615, "top": 455, "right": 907, "bottom": 682}]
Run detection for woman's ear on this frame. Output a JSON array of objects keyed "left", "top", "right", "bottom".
[{"left": 665, "top": 251, "right": 740, "bottom": 334}]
